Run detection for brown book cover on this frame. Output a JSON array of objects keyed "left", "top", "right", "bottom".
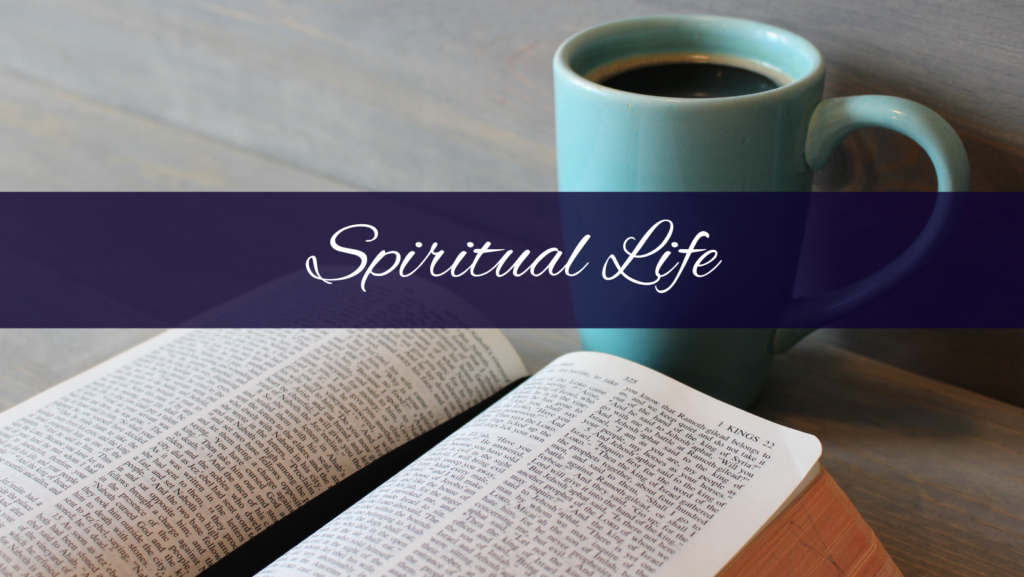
[{"left": 720, "top": 468, "right": 902, "bottom": 577}]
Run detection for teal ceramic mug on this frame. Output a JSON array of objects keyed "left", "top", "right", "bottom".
[{"left": 553, "top": 15, "right": 970, "bottom": 407}]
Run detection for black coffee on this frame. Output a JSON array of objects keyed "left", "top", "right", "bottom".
[{"left": 600, "top": 63, "right": 778, "bottom": 98}]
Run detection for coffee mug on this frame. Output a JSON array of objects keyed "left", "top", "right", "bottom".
[{"left": 553, "top": 15, "right": 970, "bottom": 407}]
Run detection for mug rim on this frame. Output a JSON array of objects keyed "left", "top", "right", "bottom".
[{"left": 553, "top": 14, "right": 825, "bottom": 105}]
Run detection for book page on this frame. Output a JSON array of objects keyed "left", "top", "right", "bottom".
[
  {"left": 0, "top": 328, "right": 525, "bottom": 576},
  {"left": 258, "top": 351, "right": 820, "bottom": 577}
]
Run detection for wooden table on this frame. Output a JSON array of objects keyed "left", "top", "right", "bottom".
[
  {"left": 2, "top": 2, "right": 1022, "bottom": 574},
  {"left": 0, "top": 328, "right": 1020, "bottom": 576}
]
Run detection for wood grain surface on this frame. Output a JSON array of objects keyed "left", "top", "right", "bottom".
[
  {"left": 817, "top": 329, "right": 1024, "bottom": 409},
  {"left": 1, "top": 1, "right": 1021, "bottom": 192},
  {"left": 0, "top": 68, "right": 353, "bottom": 191},
  {"left": 1, "top": 329, "right": 1020, "bottom": 576},
  {"left": 757, "top": 341, "right": 1024, "bottom": 577}
]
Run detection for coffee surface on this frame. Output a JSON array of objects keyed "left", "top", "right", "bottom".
[{"left": 600, "top": 63, "right": 778, "bottom": 98}]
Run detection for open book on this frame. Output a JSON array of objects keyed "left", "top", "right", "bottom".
[{"left": 0, "top": 329, "right": 899, "bottom": 576}]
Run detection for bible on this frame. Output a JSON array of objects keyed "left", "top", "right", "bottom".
[{"left": 0, "top": 329, "right": 900, "bottom": 576}]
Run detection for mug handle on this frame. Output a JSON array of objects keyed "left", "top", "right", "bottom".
[{"left": 772, "top": 95, "right": 970, "bottom": 354}]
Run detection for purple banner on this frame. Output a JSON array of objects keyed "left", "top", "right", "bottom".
[{"left": 0, "top": 192, "right": 1017, "bottom": 328}]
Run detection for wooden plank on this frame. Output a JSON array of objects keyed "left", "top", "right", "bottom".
[
  {"left": 2, "top": 1, "right": 1021, "bottom": 192},
  {"left": 756, "top": 340, "right": 1024, "bottom": 577},
  {"left": 813, "top": 122, "right": 1024, "bottom": 192},
  {"left": 0, "top": 69, "right": 353, "bottom": 191},
  {"left": 814, "top": 329, "right": 1024, "bottom": 408}
]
